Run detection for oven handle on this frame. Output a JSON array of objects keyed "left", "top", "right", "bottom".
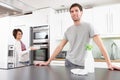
[
  {"left": 40, "top": 45, "right": 48, "bottom": 48},
  {"left": 33, "top": 44, "right": 48, "bottom": 49}
]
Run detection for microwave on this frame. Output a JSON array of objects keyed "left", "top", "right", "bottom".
[
  {"left": 31, "top": 25, "right": 49, "bottom": 43},
  {"left": 34, "top": 31, "right": 48, "bottom": 39}
]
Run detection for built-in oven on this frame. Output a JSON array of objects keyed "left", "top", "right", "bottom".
[
  {"left": 33, "top": 44, "right": 48, "bottom": 61},
  {"left": 30, "top": 25, "right": 50, "bottom": 64}
]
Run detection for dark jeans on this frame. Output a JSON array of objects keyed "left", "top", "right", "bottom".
[{"left": 65, "top": 59, "right": 84, "bottom": 69}]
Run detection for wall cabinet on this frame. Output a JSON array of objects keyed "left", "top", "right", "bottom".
[
  {"left": 81, "top": 9, "right": 93, "bottom": 25},
  {"left": 110, "top": 4, "right": 120, "bottom": 35},
  {"left": 93, "top": 4, "right": 120, "bottom": 37},
  {"left": 10, "top": 13, "right": 48, "bottom": 27},
  {"left": 54, "top": 12, "right": 73, "bottom": 40},
  {"left": 93, "top": 6, "right": 109, "bottom": 35},
  {"left": 61, "top": 12, "right": 73, "bottom": 36}
]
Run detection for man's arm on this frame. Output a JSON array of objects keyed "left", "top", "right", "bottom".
[
  {"left": 93, "top": 35, "right": 120, "bottom": 70},
  {"left": 35, "top": 39, "right": 68, "bottom": 66},
  {"left": 93, "top": 35, "right": 113, "bottom": 69}
]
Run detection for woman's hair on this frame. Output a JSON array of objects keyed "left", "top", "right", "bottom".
[
  {"left": 13, "top": 28, "right": 23, "bottom": 39},
  {"left": 69, "top": 3, "right": 83, "bottom": 12}
]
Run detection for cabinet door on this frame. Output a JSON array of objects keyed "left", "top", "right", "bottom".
[
  {"left": 110, "top": 4, "right": 120, "bottom": 35},
  {"left": 54, "top": 13, "right": 63, "bottom": 39},
  {"left": 29, "top": 14, "right": 48, "bottom": 26},
  {"left": 0, "top": 17, "right": 10, "bottom": 68},
  {"left": 55, "top": 12, "right": 73, "bottom": 40},
  {"left": 82, "top": 9, "right": 93, "bottom": 25},
  {"left": 10, "top": 16, "right": 26, "bottom": 26},
  {"left": 93, "top": 6, "right": 109, "bottom": 36},
  {"left": 61, "top": 12, "right": 73, "bottom": 36}
]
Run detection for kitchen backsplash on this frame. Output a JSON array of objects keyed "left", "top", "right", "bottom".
[
  {"left": 92, "top": 39, "right": 120, "bottom": 60},
  {"left": 55, "top": 38, "right": 120, "bottom": 60}
]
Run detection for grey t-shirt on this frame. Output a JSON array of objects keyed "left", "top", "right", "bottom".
[{"left": 64, "top": 22, "right": 99, "bottom": 66}]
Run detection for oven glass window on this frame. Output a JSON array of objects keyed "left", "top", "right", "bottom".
[
  {"left": 34, "top": 49, "right": 48, "bottom": 61},
  {"left": 34, "top": 32, "right": 48, "bottom": 39}
]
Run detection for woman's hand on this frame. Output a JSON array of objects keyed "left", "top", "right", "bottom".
[{"left": 29, "top": 46, "right": 38, "bottom": 50}]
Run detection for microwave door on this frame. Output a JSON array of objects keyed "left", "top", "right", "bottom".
[{"left": 34, "top": 32, "right": 47, "bottom": 39}]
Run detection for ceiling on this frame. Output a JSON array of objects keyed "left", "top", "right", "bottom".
[
  {"left": 19, "top": 0, "right": 120, "bottom": 10},
  {"left": 0, "top": 0, "right": 120, "bottom": 17}
]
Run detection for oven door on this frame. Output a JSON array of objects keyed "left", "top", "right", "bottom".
[
  {"left": 33, "top": 31, "right": 48, "bottom": 43},
  {"left": 34, "top": 32, "right": 48, "bottom": 39},
  {"left": 33, "top": 44, "right": 48, "bottom": 61}
]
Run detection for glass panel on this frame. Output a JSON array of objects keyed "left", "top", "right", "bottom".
[
  {"left": 93, "top": 38, "right": 120, "bottom": 62},
  {"left": 35, "top": 49, "right": 46, "bottom": 60}
]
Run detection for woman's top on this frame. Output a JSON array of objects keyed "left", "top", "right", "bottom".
[{"left": 14, "top": 40, "right": 30, "bottom": 62}]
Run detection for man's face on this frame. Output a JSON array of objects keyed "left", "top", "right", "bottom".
[{"left": 70, "top": 6, "right": 83, "bottom": 22}]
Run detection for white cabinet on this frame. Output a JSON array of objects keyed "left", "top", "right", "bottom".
[
  {"left": 0, "top": 17, "right": 10, "bottom": 68},
  {"left": 26, "top": 14, "right": 48, "bottom": 26},
  {"left": 32, "top": 8, "right": 55, "bottom": 26},
  {"left": 93, "top": 4, "right": 120, "bottom": 37},
  {"left": 82, "top": 9, "right": 93, "bottom": 25},
  {"left": 110, "top": 4, "right": 120, "bottom": 35},
  {"left": 54, "top": 12, "right": 73, "bottom": 40},
  {"left": 93, "top": 6, "right": 109, "bottom": 35},
  {"left": 10, "top": 14, "right": 48, "bottom": 27},
  {"left": 54, "top": 13, "right": 62, "bottom": 40},
  {"left": 10, "top": 8, "right": 54, "bottom": 27},
  {"left": 56, "top": 12, "right": 73, "bottom": 39},
  {"left": 61, "top": 12, "right": 73, "bottom": 36}
]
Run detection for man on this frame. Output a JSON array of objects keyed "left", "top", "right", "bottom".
[{"left": 35, "top": 3, "right": 120, "bottom": 70}]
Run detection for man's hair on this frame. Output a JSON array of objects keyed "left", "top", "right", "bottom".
[
  {"left": 69, "top": 3, "right": 83, "bottom": 12},
  {"left": 13, "top": 28, "right": 23, "bottom": 39}
]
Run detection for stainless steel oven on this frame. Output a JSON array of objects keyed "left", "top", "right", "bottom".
[
  {"left": 33, "top": 44, "right": 48, "bottom": 61},
  {"left": 30, "top": 25, "right": 49, "bottom": 64}
]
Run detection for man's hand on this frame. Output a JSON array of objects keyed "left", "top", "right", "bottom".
[
  {"left": 112, "top": 65, "right": 120, "bottom": 70},
  {"left": 108, "top": 64, "right": 120, "bottom": 70},
  {"left": 34, "top": 61, "right": 50, "bottom": 66}
]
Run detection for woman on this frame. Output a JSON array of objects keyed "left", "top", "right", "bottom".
[{"left": 13, "top": 28, "right": 36, "bottom": 65}]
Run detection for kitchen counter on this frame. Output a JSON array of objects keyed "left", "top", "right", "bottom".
[{"left": 0, "top": 65, "right": 120, "bottom": 80}]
